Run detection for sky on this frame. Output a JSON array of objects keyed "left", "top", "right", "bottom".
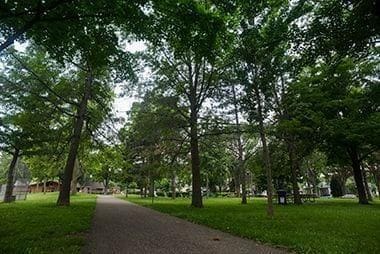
[{"left": 112, "top": 41, "right": 146, "bottom": 122}]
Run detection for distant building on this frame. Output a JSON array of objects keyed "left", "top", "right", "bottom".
[
  {"left": 0, "top": 180, "right": 29, "bottom": 201},
  {"left": 29, "top": 181, "right": 60, "bottom": 193},
  {"left": 81, "top": 182, "right": 105, "bottom": 194},
  {"left": 0, "top": 158, "right": 30, "bottom": 201}
]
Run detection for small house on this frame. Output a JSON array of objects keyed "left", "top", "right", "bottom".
[
  {"left": 81, "top": 182, "right": 105, "bottom": 194},
  {"left": 29, "top": 180, "right": 60, "bottom": 193}
]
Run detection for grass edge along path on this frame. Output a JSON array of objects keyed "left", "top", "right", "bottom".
[
  {"left": 0, "top": 193, "right": 96, "bottom": 254},
  {"left": 120, "top": 195, "right": 380, "bottom": 254}
]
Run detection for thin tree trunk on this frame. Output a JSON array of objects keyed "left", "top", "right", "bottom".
[
  {"left": 347, "top": 147, "right": 369, "bottom": 204},
  {"left": 104, "top": 178, "right": 109, "bottom": 195},
  {"left": 231, "top": 84, "right": 247, "bottom": 204},
  {"left": 143, "top": 182, "right": 147, "bottom": 198},
  {"left": 57, "top": 68, "right": 93, "bottom": 206},
  {"left": 361, "top": 164, "right": 373, "bottom": 201},
  {"left": 286, "top": 139, "right": 302, "bottom": 204},
  {"left": 4, "top": 148, "right": 20, "bottom": 203},
  {"left": 205, "top": 174, "right": 209, "bottom": 198},
  {"left": 254, "top": 86, "right": 274, "bottom": 217},
  {"left": 241, "top": 164, "right": 247, "bottom": 204},
  {"left": 371, "top": 166, "right": 380, "bottom": 198},
  {"left": 190, "top": 95, "right": 202, "bottom": 208},
  {"left": 71, "top": 158, "right": 79, "bottom": 195},
  {"left": 341, "top": 177, "right": 347, "bottom": 196},
  {"left": 234, "top": 172, "right": 241, "bottom": 197},
  {"left": 171, "top": 168, "right": 176, "bottom": 199},
  {"left": 149, "top": 174, "right": 154, "bottom": 198},
  {"left": 140, "top": 186, "right": 143, "bottom": 198},
  {"left": 125, "top": 182, "right": 128, "bottom": 198},
  {"left": 43, "top": 178, "right": 47, "bottom": 194},
  {"left": 36, "top": 181, "right": 39, "bottom": 193},
  {"left": 376, "top": 175, "right": 380, "bottom": 198}
]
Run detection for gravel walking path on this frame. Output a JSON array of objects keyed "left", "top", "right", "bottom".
[{"left": 83, "top": 195, "right": 287, "bottom": 254}]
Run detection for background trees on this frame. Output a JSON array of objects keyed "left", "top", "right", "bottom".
[{"left": 0, "top": 0, "right": 378, "bottom": 210}]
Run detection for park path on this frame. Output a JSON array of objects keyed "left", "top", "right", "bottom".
[{"left": 83, "top": 196, "right": 287, "bottom": 254}]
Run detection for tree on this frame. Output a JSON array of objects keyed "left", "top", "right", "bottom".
[
  {"left": 287, "top": 56, "right": 379, "bottom": 204},
  {"left": 144, "top": 1, "right": 233, "bottom": 207},
  {"left": 0, "top": 49, "right": 71, "bottom": 202},
  {"left": 120, "top": 92, "right": 187, "bottom": 199},
  {"left": 330, "top": 175, "right": 344, "bottom": 197},
  {"left": 0, "top": 0, "right": 149, "bottom": 53}
]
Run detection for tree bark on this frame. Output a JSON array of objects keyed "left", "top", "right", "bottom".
[
  {"left": 70, "top": 158, "right": 80, "bottom": 195},
  {"left": 143, "top": 182, "right": 147, "bottom": 198},
  {"left": 370, "top": 165, "right": 380, "bottom": 198},
  {"left": 4, "top": 148, "right": 20, "bottom": 203},
  {"left": 361, "top": 164, "right": 373, "bottom": 201},
  {"left": 190, "top": 88, "right": 203, "bottom": 208},
  {"left": 149, "top": 174, "right": 155, "bottom": 198},
  {"left": 171, "top": 168, "right": 176, "bottom": 199},
  {"left": 254, "top": 86, "right": 274, "bottom": 217},
  {"left": 347, "top": 147, "right": 369, "bottom": 204},
  {"left": 241, "top": 164, "right": 247, "bottom": 204},
  {"left": 375, "top": 173, "right": 380, "bottom": 198},
  {"left": 286, "top": 138, "right": 302, "bottom": 204},
  {"left": 231, "top": 84, "right": 247, "bottom": 204},
  {"left": 104, "top": 176, "right": 109, "bottom": 195},
  {"left": 43, "top": 178, "right": 47, "bottom": 194},
  {"left": 57, "top": 68, "right": 92, "bottom": 206},
  {"left": 234, "top": 172, "right": 241, "bottom": 197}
]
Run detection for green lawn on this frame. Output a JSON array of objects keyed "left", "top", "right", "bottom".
[
  {"left": 122, "top": 195, "right": 380, "bottom": 254},
  {"left": 0, "top": 193, "right": 96, "bottom": 254}
]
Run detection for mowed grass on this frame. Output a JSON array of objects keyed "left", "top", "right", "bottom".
[
  {"left": 0, "top": 193, "right": 96, "bottom": 254},
  {"left": 122, "top": 195, "right": 380, "bottom": 253}
]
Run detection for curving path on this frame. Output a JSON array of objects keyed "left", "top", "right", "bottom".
[{"left": 83, "top": 195, "right": 287, "bottom": 254}]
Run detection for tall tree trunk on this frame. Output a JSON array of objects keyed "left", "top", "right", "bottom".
[
  {"left": 234, "top": 172, "right": 241, "bottom": 197},
  {"left": 190, "top": 96, "right": 202, "bottom": 208},
  {"left": 286, "top": 138, "right": 302, "bottom": 204},
  {"left": 347, "top": 147, "right": 369, "bottom": 204},
  {"left": 71, "top": 158, "right": 80, "bottom": 195},
  {"left": 371, "top": 165, "right": 380, "bottom": 198},
  {"left": 376, "top": 174, "right": 380, "bottom": 198},
  {"left": 57, "top": 69, "right": 92, "bottom": 206},
  {"left": 143, "top": 182, "right": 147, "bottom": 198},
  {"left": 149, "top": 174, "right": 155, "bottom": 198},
  {"left": 125, "top": 182, "right": 128, "bottom": 198},
  {"left": 254, "top": 86, "right": 274, "bottom": 217},
  {"left": 36, "top": 181, "right": 39, "bottom": 193},
  {"left": 171, "top": 168, "right": 176, "bottom": 199},
  {"left": 232, "top": 84, "right": 247, "bottom": 204},
  {"left": 361, "top": 164, "right": 373, "bottom": 201},
  {"left": 241, "top": 164, "right": 247, "bottom": 204},
  {"left": 341, "top": 176, "right": 347, "bottom": 196},
  {"left": 43, "top": 178, "right": 47, "bottom": 194},
  {"left": 4, "top": 149, "right": 20, "bottom": 203},
  {"left": 104, "top": 178, "right": 109, "bottom": 195}
]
